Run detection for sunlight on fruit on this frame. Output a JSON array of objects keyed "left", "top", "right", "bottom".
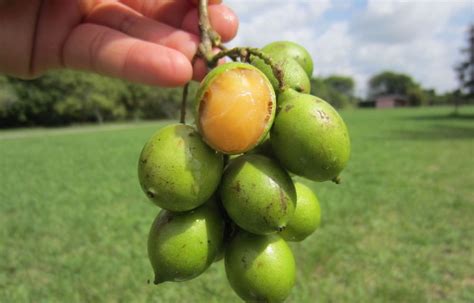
[{"left": 199, "top": 68, "right": 273, "bottom": 154}]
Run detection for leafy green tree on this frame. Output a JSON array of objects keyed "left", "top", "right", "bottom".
[
  {"left": 310, "top": 75, "right": 355, "bottom": 108},
  {"left": 324, "top": 76, "right": 355, "bottom": 97},
  {"left": 368, "top": 71, "right": 427, "bottom": 106}
]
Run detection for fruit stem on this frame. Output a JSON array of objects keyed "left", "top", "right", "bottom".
[
  {"left": 180, "top": 81, "right": 190, "bottom": 124},
  {"left": 198, "top": 0, "right": 221, "bottom": 62},
  {"left": 210, "top": 47, "right": 285, "bottom": 91}
]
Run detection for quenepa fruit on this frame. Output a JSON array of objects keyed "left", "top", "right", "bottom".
[
  {"left": 252, "top": 56, "right": 311, "bottom": 94},
  {"left": 261, "top": 41, "right": 314, "bottom": 77},
  {"left": 148, "top": 200, "right": 224, "bottom": 284},
  {"left": 195, "top": 62, "right": 276, "bottom": 155},
  {"left": 137, "top": 12, "right": 351, "bottom": 300},
  {"left": 225, "top": 231, "right": 296, "bottom": 302},
  {"left": 271, "top": 89, "right": 350, "bottom": 181},
  {"left": 280, "top": 182, "right": 321, "bottom": 242},
  {"left": 138, "top": 124, "right": 223, "bottom": 212},
  {"left": 220, "top": 154, "right": 296, "bottom": 235}
]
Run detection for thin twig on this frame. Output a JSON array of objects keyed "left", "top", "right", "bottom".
[
  {"left": 180, "top": 82, "right": 190, "bottom": 124},
  {"left": 210, "top": 47, "right": 285, "bottom": 90},
  {"left": 198, "top": 0, "right": 221, "bottom": 62}
]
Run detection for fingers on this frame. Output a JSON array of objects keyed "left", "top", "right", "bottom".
[
  {"left": 117, "top": 1, "right": 238, "bottom": 43},
  {"left": 181, "top": 4, "right": 238, "bottom": 42},
  {"left": 192, "top": 48, "right": 226, "bottom": 81},
  {"left": 86, "top": 2, "right": 200, "bottom": 60},
  {"left": 84, "top": 2, "right": 234, "bottom": 83},
  {"left": 62, "top": 23, "right": 192, "bottom": 86},
  {"left": 118, "top": 0, "right": 192, "bottom": 28}
]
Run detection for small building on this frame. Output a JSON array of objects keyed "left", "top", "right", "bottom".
[{"left": 375, "top": 94, "right": 409, "bottom": 108}]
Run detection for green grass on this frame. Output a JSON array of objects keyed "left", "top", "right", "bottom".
[{"left": 1, "top": 107, "right": 473, "bottom": 302}]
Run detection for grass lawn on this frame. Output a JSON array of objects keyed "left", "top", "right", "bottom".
[{"left": 1, "top": 106, "right": 473, "bottom": 302}]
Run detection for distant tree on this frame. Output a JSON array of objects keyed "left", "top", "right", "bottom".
[
  {"left": 0, "top": 75, "right": 20, "bottom": 127},
  {"left": 454, "top": 24, "right": 474, "bottom": 113},
  {"left": 310, "top": 75, "right": 356, "bottom": 108},
  {"left": 368, "top": 71, "right": 427, "bottom": 106},
  {"left": 324, "top": 75, "right": 355, "bottom": 97}
]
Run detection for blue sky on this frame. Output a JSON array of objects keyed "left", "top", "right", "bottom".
[{"left": 226, "top": 0, "right": 474, "bottom": 96}]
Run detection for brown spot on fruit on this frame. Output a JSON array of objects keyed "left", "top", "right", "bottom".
[
  {"left": 232, "top": 181, "right": 241, "bottom": 192},
  {"left": 284, "top": 104, "right": 294, "bottom": 112},
  {"left": 279, "top": 188, "right": 288, "bottom": 212}
]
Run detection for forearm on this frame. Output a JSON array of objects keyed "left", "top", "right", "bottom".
[{"left": 0, "top": 0, "right": 42, "bottom": 78}]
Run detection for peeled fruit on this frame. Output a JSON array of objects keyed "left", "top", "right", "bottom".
[
  {"left": 220, "top": 154, "right": 296, "bottom": 235},
  {"left": 280, "top": 182, "right": 321, "bottom": 241},
  {"left": 148, "top": 200, "right": 225, "bottom": 284},
  {"left": 138, "top": 124, "right": 223, "bottom": 212},
  {"left": 252, "top": 56, "right": 311, "bottom": 94},
  {"left": 225, "top": 231, "right": 296, "bottom": 302},
  {"left": 262, "top": 41, "right": 314, "bottom": 77},
  {"left": 271, "top": 89, "right": 350, "bottom": 181},
  {"left": 195, "top": 62, "right": 276, "bottom": 154}
]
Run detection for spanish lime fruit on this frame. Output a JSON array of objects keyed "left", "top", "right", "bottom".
[
  {"left": 195, "top": 62, "right": 276, "bottom": 154},
  {"left": 138, "top": 124, "right": 223, "bottom": 211},
  {"left": 271, "top": 89, "right": 350, "bottom": 181},
  {"left": 225, "top": 231, "right": 296, "bottom": 302},
  {"left": 147, "top": 200, "right": 224, "bottom": 284},
  {"left": 252, "top": 56, "right": 311, "bottom": 94},
  {"left": 262, "top": 41, "right": 314, "bottom": 77},
  {"left": 280, "top": 182, "right": 321, "bottom": 241},
  {"left": 220, "top": 154, "right": 296, "bottom": 235}
]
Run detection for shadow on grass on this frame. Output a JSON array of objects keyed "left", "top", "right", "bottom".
[{"left": 391, "top": 124, "right": 474, "bottom": 141}]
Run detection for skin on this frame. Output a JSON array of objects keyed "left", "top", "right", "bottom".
[
  {"left": 148, "top": 200, "right": 225, "bottom": 283},
  {"left": 252, "top": 56, "right": 311, "bottom": 94},
  {"left": 138, "top": 124, "right": 223, "bottom": 212},
  {"left": 271, "top": 89, "right": 351, "bottom": 181},
  {"left": 279, "top": 181, "right": 321, "bottom": 242},
  {"left": 225, "top": 231, "right": 296, "bottom": 302},
  {"left": 220, "top": 154, "right": 296, "bottom": 235},
  {"left": 262, "top": 41, "right": 314, "bottom": 77},
  {"left": 0, "top": 0, "right": 238, "bottom": 86}
]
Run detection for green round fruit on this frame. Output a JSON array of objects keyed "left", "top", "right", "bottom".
[
  {"left": 271, "top": 89, "right": 350, "bottom": 181},
  {"left": 262, "top": 41, "right": 314, "bottom": 77},
  {"left": 225, "top": 231, "right": 296, "bottom": 302},
  {"left": 252, "top": 56, "right": 311, "bottom": 94},
  {"left": 220, "top": 154, "right": 296, "bottom": 235},
  {"left": 195, "top": 62, "right": 276, "bottom": 155},
  {"left": 138, "top": 124, "right": 223, "bottom": 211},
  {"left": 280, "top": 182, "right": 321, "bottom": 241},
  {"left": 148, "top": 200, "right": 225, "bottom": 284}
]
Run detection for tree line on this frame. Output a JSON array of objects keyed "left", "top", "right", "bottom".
[{"left": 0, "top": 68, "right": 467, "bottom": 128}]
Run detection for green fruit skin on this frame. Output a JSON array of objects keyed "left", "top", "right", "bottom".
[
  {"left": 148, "top": 200, "right": 225, "bottom": 283},
  {"left": 138, "top": 124, "right": 223, "bottom": 212},
  {"left": 252, "top": 56, "right": 311, "bottom": 94},
  {"left": 280, "top": 182, "right": 321, "bottom": 241},
  {"left": 262, "top": 41, "right": 314, "bottom": 77},
  {"left": 220, "top": 154, "right": 296, "bottom": 235},
  {"left": 271, "top": 89, "right": 350, "bottom": 181},
  {"left": 225, "top": 231, "right": 296, "bottom": 302},
  {"left": 195, "top": 62, "right": 276, "bottom": 155}
]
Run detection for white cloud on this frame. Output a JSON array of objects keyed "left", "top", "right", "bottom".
[{"left": 224, "top": 0, "right": 472, "bottom": 96}]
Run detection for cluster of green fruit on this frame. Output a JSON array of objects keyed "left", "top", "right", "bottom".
[{"left": 137, "top": 41, "right": 350, "bottom": 302}]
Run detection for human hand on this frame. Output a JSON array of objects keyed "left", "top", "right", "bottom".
[{"left": 0, "top": 0, "right": 238, "bottom": 86}]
